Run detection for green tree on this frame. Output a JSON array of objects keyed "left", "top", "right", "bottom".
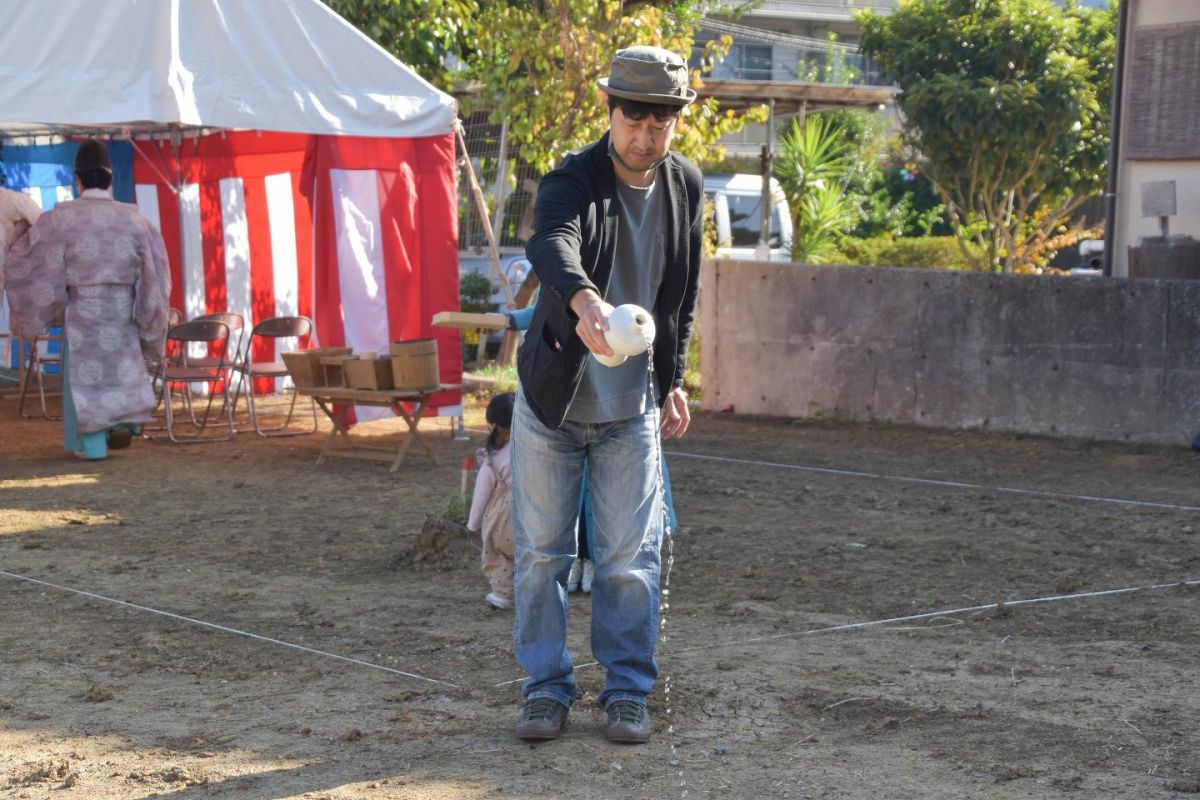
[
  {"left": 467, "top": 1, "right": 764, "bottom": 174},
  {"left": 321, "top": 0, "right": 479, "bottom": 91},
  {"left": 859, "top": 0, "right": 1115, "bottom": 273},
  {"left": 326, "top": 1, "right": 766, "bottom": 175}
]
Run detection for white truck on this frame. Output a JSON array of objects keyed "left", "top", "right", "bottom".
[{"left": 704, "top": 173, "right": 793, "bottom": 262}]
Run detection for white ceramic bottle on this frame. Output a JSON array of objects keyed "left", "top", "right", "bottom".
[{"left": 595, "top": 304, "right": 655, "bottom": 367}]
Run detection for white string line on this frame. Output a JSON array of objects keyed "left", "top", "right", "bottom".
[
  {"left": 493, "top": 660, "right": 600, "bottom": 688},
  {"left": 492, "top": 579, "right": 1200, "bottom": 686},
  {"left": 664, "top": 579, "right": 1200, "bottom": 656},
  {"left": 669, "top": 451, "right": 1200, "bottom": 513},
  {"left": 0, "top": 570, "right": 460, "bottom": 689}
]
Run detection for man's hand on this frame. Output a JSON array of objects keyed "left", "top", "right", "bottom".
[
  {"left": 569, "top": 288, "right": 615, "bottom": 357},
  {"left": 660, "top": 386, "right": 690, "bottom": 439}
]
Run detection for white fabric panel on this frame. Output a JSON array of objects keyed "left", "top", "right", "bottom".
[
  {"left": 265, "top": 173, "right": 299, "bottom": 320},
  {"left": 265, "top": 172, "right": 300, "bottom": 390},
  {"left": 134, "top": 184, "right": 161, "bottom": 230},
  {"left": 220, "top": 177, "right": 251, "bottom": 325},
  {"left": 330, "top": 168, "right": 390, "bottom": 422},
  {"left": 0, "top": 0, "right": 455, "bottom": 138},
  {"left": 24, "top": 186, "right": 42, "bottom": 209},
  {"left": 178, "top": 183, "right": 205, "bottom": 359},
  {"left": 54, "top": 186, "right": 73, "bottom": 205},
  {"left": 178, "top": 184, "right": 205, "bottom": 320},
  {"left": 220, "top": 178, "right": 251, "bottom": 393}
]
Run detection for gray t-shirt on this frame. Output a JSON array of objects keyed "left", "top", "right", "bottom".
[{"left": 565, "top": 176, "right": 666, "bottom": 423}]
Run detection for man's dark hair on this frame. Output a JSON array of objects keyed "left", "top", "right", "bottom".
[
  {"left": 74, "top": 139, "right": 113, "bottom": 190},
  {"left": 76, "top": 168, "right": 113, "bottom": 191},
  {"left": 607, "top": 94, "right": 682, "bottom": 123}
]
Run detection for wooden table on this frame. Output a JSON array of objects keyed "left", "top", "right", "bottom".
[{"left": 295, "top": 384, "right": 459, "bottom": 471}]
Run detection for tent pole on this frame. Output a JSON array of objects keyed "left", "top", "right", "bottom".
[
  {"left": 490, "top": 119, "right": 510, "bottom": 247},
  {"left": 455, "top": 120, "right": 513, "bottom": 309}
]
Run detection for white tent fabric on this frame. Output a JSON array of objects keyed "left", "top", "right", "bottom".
[{"left": 0, "top": 0, "right": 456, "bottom": 139}]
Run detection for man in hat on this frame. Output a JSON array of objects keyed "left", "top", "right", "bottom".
[
  {"left": 6, "top": 138, "right": 171, "bottom": 459},
  {"left": 510, "top": 45, "right": 701, "bottom": 744}
]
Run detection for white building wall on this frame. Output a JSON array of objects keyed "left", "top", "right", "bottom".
[{"left": 1113, "top": 0, "right": 1200, "bottom": 276}]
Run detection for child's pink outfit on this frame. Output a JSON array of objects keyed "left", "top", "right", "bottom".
[{"left": 468, "top": 442, "right": 514, "bottom": 606}]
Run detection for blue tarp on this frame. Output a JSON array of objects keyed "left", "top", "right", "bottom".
[{"left": 0, "top": 140, "right": 135, "bottom": 207}]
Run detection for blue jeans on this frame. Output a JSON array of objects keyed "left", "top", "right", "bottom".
[{"left": 511, "top": 391, "right": 665, "bottom": 709}]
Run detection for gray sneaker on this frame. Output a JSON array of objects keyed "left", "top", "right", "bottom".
[
  {"left": 605, "top": 700, "right": 651, "bottom": 743},
  {"left": 515, "top": 697, "right": 569, "bottom": 740}
]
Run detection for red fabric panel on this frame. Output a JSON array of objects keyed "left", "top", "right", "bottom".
[
  {"left": 175, "top": 131, "right": 312, "bottom": 182},
  {"left": 241, "top": 175, "right": 277, "bottom": 393},
  {"left": 157, "top": 184, "right": 185, "bottom": 315},
  {"left": 376, "top": 168, "right": 418, "bottom": 342},
  {"left": 304, "top": 147, "right": 344, "bottom": 350},
  {"left": 198, "top": 180, "right": 225, "bottom": 314},
  {"left": 303, "top": 133, "right": 462, "bottom": 413},
  {"left": 243, "top": 175, "right": 276, "bottom": 326},
  {"left": 412, "top": 134, "right": 462, "bottom": 410}
]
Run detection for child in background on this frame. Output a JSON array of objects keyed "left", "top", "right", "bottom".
[
  {"left": 566, "top": 464, "right": 596, "bottom": 594},
  {"left": 468, "top": 392, "right": 516, "bottom": 610},
  {"left": 567, "top": 459, "right": 679, "bottom": 594}
]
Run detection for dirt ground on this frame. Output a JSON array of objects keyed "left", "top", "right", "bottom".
[{"left": 1, "top": 388, "right": 1198, "bottom": 800}]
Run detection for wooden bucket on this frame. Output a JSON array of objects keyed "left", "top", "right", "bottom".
[{"left": 390, "top": 338, "right": 440, "bottom": 390}]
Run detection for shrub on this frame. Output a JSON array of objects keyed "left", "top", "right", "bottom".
[{"left": 833, "top": 235, "right": 980, "bottom": 270}]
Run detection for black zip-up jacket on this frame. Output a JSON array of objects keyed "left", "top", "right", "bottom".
[{"left": 517, "top": 131, "right": 703, "bottom": 430}]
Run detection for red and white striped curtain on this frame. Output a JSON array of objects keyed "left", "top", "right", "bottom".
[{"left": 133, "top": 130, "right": 462, "bottom": 419}]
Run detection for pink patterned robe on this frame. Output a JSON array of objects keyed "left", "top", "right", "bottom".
[
  {"left": 5, "top": 191, "right": 171, "bottom": 434},
  {"left": 0, "top": 188, "right": 42, "bottom": 296}
]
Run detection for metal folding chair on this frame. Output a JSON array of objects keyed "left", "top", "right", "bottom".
[
  {"left": 231, "top": 315, "right": 318, "bottom": 436},
  {"left": 146, "top": 308, "right": 184, "bottom": 393},
  {"left": 17, "top": 322, "right": 64, "bottom": 420},
  {"left": 0, "top": 322, "right": 14, "bottom": 391},
  {"left": 179, "top": 312, "right": 244, "bottom": 426},
  {"left": 152, "top": 319, "right": 235, "bottom": 443}
]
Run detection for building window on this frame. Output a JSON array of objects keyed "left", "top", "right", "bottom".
[{"left": 693, "top": 40, "right": 774, "bottom": 81}]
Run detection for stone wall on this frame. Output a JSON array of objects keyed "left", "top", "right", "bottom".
[{"left": 699, "top": 259, "right": 1200, "bottom": 445}]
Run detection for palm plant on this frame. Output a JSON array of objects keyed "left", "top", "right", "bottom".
[{"left": 775, "top": 114, "right": 856, "bottom": 263}]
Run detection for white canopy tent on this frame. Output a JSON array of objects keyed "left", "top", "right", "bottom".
[{"left": 0, "top": 0, "right": 456, "bottom": 138}]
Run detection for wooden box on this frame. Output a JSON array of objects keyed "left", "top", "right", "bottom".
[
  {"left": 318, "top": 355, "right": 354, "bottom": 387},
  {"left": 343, "top": 356, "right": 396, "bottom": 390},
  {"left": 281, "top": 347, "right": 351, "bottom": 387}
]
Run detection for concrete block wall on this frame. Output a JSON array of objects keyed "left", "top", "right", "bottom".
[{"left": 699, "top": 259, "right": 1200, "bottom": 445}]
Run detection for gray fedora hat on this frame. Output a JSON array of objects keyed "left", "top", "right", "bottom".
[{"left": 597, "top": 45, "right": 697, "bottom": 106}]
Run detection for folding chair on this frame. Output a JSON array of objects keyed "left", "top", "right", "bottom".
[
  {"left": 179, "top": 312, "right": 244, "bottom": 426},
  {"left": 152, "top": 319, "right": 235, "bottom": 443},
  {"left": 231, "top": 315, "right": 318, "bottom": 437},
  {"left": 146, "top": 308, "right": 184, "bottom": 393},
  {"left": 0, "top": 328, "right": 15, "bottom": 391},
  {"left": 18, "top": 321, "right": 65, "bottom": 420},
  {"left": 191, "top": 312, "right": 245, "bottom": 367}
]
